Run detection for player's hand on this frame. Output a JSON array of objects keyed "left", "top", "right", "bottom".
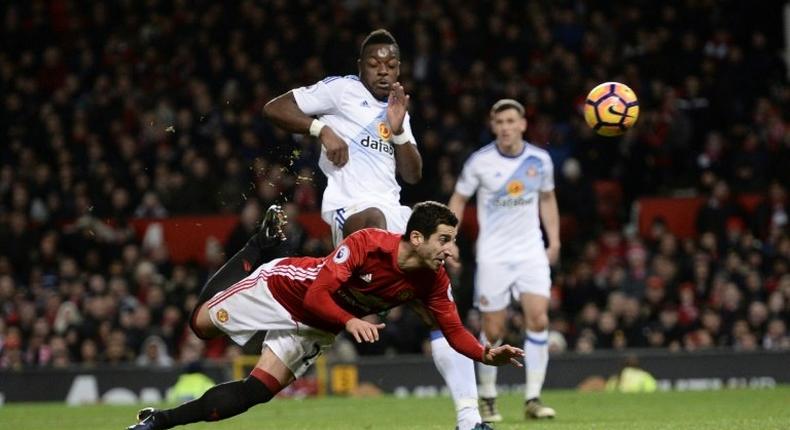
[
  {"left": 546, "top": 244, "right": 560, "bottom": 266},
  {"left": 318, "top": 126, "right": 349, "bottom": 167},
  {"left": 345, "top": 318, "right": 386, "bottom": 343},
  {"left": 386, "top": 82, "right": 409, "bottom": 135},
  {"left": 482, "top": 344, "right": 524, "bottom": 367}
]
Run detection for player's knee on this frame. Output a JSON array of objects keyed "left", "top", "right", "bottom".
[{"left": 526, "top": 313, "right": 549, "bottom": 332}]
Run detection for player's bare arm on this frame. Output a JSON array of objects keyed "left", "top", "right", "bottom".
[
  {"left": 387, "top": 82, "right": 422, "bottom": 183},
  {"left": 263, "top": 92, "right": 349, "bottom": 167},
  {"left": 539, "top": 189, "right": 561, "bottom": 265}
]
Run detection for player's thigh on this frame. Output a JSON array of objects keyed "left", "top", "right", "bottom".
[
  {"left": 474, "top": 261, "right": 517, "bottom": 313},
  {"left": 512, "top": 256, "right": 551, "bottom": 299},
  {"left": 263, "top": 328, "right": 335, "bottom": 379},
  {"left": 342, "top": 203, "right": 410, "bottom": 237},
  {"left": 193, "top": 302, "right": 223, "bottom": 339},
  {"left": 513, "top": 258, "right": 550, "bottom": 329},
  {"left": 323, "top": 203, "right": 410, "bottom": 245},
  {"left": 342, "top": 207, "right": 386, "bottom": 237}
]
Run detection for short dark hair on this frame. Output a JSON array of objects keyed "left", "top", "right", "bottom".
[
  {"left": 359, "top": 29, "right": 399, "bottom": 59},
  {"left": 403, "top": 201, "right": 458, "bottom": 241}
]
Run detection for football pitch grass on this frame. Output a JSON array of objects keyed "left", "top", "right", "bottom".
[{"left": 2, "top": 387, "right": 789, "bottom": 430}]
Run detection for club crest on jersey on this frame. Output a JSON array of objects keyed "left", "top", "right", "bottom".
[
  {"left": 334, "top": 245, "right": 350, "bottom": 263},
  {"left": 378, "top": 122, "right": 392, "bottom": 140},
  {"left": 216, "top": 309, "right": 229, "bottom": 323},
  {"left": 506, "top": 179, "right": 525, "bottom": 197}
]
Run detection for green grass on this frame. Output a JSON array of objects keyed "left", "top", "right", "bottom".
[{"left": 2, "top": 387, "right": 789, "bottom": 429}]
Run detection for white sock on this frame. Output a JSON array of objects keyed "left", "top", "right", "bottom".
[
  {"left": 477, "top": 332, "right": 500, "bottom": 399},
  {"left": 525, "top": 329, "right": 549, "bottom": 400},
  {"left": 431, "top": 331, "right": 481, "bottom": 429}
]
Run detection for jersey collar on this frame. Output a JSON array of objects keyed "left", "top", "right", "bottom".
[{"left": 494, "top": 140, "right": 526, "bottom": 158}]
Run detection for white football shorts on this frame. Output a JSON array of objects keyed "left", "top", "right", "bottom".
[
  {"left": 474, "top": 254, "right": 551, "bottom": 312},
  {"left": 206, "top": 258, "right": 335, "bottom": 377},
  {"left": 322, "top": 202, "right": 412, "bottom": 245}
]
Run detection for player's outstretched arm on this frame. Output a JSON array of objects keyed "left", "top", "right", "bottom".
[
  {"left": 483, "top": 344, "right": 525, "bottom": 367},
  {"left": 263, "top": 91, "right": 349, "bottom": 167}
]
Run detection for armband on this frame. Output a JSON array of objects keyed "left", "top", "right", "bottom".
[
  {"left": 391, "top": 131, "right": 410, "bottom": 145},
  {"left": 309, "top": 119, "right": 326, "bottom": 137}
]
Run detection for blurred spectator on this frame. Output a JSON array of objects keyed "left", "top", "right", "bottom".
[{"left": 136, "top": 335, "right": 175, "bottom": 368}]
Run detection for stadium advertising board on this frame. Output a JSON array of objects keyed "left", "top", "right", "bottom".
[{"left": 0, "top": 350, "right": 787, "bottom": 403}]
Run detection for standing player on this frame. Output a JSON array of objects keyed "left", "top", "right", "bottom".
[
  {"left": 126, "top": 202, "right": 524, "bottom": 430},
  {"left": 448, "top": 99, "right": 560, "bottom": 421},
  {"left": 264, "top": 29, "right": 485, "bottom": 430}
]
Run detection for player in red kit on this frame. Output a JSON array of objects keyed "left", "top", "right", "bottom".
[{"left": 126, "top": 202, "right": 523, "bottom": 430}]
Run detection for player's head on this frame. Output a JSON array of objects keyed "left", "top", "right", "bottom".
[
  {"left": 403, "top": 201, "right": 458, "bottom": 271},
  {"left": 490, "top": 99, "right": 527, "bottom": 148},
  {"left": 358, "top": 29, "right": 401, "bottom": 101}
]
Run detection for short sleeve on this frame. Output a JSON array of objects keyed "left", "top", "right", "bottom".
[
  {"left": 454, "top": 157, "right": 480, "bottom": 197},
  {"left": 292, "top": 77, "right": 351, "bottom": 117},
  {"left": 540, "top": 153, "right": 555, "bottom": 192}
]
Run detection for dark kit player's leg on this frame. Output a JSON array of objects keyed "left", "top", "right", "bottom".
[
  {"left": 127, "top": 349, "right": 292, "bottom": 430},
  {"left": 125, "top": 205, "right": 289, "bottom": 430},
  {"left": 189, "top": 205, "right": 288, "bottom": 337}
]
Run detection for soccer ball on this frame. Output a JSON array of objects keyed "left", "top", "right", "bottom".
[{"left": 583, "top": 82, "right": 639, "bottom": 137}]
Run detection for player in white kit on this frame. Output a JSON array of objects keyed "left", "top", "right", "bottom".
[
  {"left": 449, "top": 99, "right": 560, "bottom": 421},
  {"left": 264, "top": 30, "right": 487, "bottom": 430}
]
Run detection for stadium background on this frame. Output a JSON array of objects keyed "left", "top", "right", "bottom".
[{"left": 0, "top": 0, "right": 788, "bottom": 407}]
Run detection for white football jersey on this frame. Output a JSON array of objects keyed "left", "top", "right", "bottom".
[
  {"left": 292, "top": 76, "right": 417, "bottom": 212},
  {"left": 455, "top": 141, "right": 555, "bottom": 263}
]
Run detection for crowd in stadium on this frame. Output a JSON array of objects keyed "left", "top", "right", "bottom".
[{"left": 1, "top": 1, "right": 788, "bottom": 369}]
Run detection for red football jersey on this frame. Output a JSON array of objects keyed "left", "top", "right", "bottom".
[{"left": 266, "top": 228, "right": 485, "bottom": 362}]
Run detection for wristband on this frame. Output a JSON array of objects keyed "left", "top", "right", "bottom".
[
  {"left": 391, "top": 130, "right": 410, "bottom": 145},
  {"left": 309, "top": 119, "right": 326, "bottom": 137}
]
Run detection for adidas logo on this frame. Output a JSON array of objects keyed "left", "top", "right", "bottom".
[
  {"left": 359, "top": 273, "right": 373, "bottom": 283},
  {"left": 360, "top": 100, "right": 369, "bottom": 107}
]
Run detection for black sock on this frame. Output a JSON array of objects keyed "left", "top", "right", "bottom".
[
  {"left": 160, "top": 375, "right": 274, "bottom": 428},
  {"left": 196, "top": 236, "right": 285, "bottom": 305}
]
